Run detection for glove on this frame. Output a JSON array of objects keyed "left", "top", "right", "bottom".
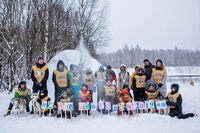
[
  {"left": 158, "top": 83, "right": 163, "bottom": 87},
  {"left": 166, "top": 100, "right": 171, "bottom": 105},
  {"left": 35, "top": 82, "right": 39, "bottom": 86}
]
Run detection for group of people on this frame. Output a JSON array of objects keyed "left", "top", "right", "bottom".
[{"left": 4, "top": 57, "right": 196, "bottom": 119}]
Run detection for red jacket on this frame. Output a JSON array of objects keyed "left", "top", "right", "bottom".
[{"left": 78, "top": 90, "right": 91, "bottom": 102}]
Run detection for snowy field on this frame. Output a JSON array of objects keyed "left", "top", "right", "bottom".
[{"left": 0, "top": 50, "right": 200, "bottom": 133}]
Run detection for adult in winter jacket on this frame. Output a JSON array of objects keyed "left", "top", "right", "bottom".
[
  {"left": 143, "top": 59, "right": 155, "bottom": 81},
  {"left": 4, "top": 81, "right": 31, "bottom": 117},
  {"left": 106, "top": 65, "right": 117, "bottom": 84},
  {"left": 101, "top": 78, "right": 118, "bottom": 114},
  {"left": 31, "top": 56, "right": 49, "bottom": 93},
  {"left": 151, "top": 59, "right": 167, "bottom": 97},
  {"left": 118, "top": 64, "right": 130, "bottom": 90},
  {"left": 52, "top": 60, "right": 70, "bottom": 111},
  {"left": 131, "top": 68, "right": 146, "bottom": 101},
  {"left": 69, "top": 65, "right": 82, "bottom": 102},
  {"left": 144, "top": 80, "right": 162, "bottom": 100},
  {"left": 167, "top": 84, "right": 196, "bottom": 119},
  {"left": 131, "top": 65, "right": 141, "bottom": 87},
  {"left": 95, "top": 66, "right": 109, "bottom": 102},
  {"left": 82, "top": 68, "right": 96, "bottom": 102}
]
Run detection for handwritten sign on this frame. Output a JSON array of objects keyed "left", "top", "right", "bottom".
[
  {"left": 126, "top": 103, "right": 132, "bottom": 111},
  {"left": 68, "top": 103, "right": 74, "bottom": 111},
  {"left": 85, "top": 102, "right": 90, "bottom": 110},
  {"left": 48, "top": 101, "right": 53, "bottom": 109},
  {"left": 105, "top": 102, "right": 111, "bottom": 110},
  {"left": 41, "top": 101, "right": 47, "bottom": 109},
  {"left": 161, "top": 101, "right": 167, "bottom": 109},
  {"left": 91, "top": 103, "right": 96, "bottom": 111},
  {"left": 135, "top": 102, "right": 140, "bottom": 110},
  {"left": 131, "top": 102, "right": 135, "bottom": 110},
  {"left": 63, "top": 103, "right": 68, "bottom": 111},
  {"left": 144, "top": 101, "right": 150, "bottom": 109},
  {"left": 99, "top": 101, "right": 104, "bottom": 109},
  {"left": 113, "top": 105, "right": 118, "bottom": 113},
  {"left": 119, "top": 103, "right": 124, "bottom": 111},
  {"left": 57, "top": 102, "right": 63, "bottom": 110},
  {"left": 139, "top": 102, "right": 145, "bottom": 110},
  {"left": 79, "top": 102, "right": 85, "bottom": 111},
  {"left": 156, "top": 101, "right": 161, "bottom": 109},
  {"left": 149, "top": 100, "right": 155, "bottom": 109}
]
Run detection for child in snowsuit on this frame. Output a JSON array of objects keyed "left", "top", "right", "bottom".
[
  {"left": 38, "top": 89, "right": 52, "bottom": 116},
  {"left": 144, "top": 80, "right": 163, "bottom": 100},
  {"left": 118, "top": 89, "right": 132, "bottom": 115},
  {"left": 101, "top": 78, "right": 118, "bottom": 114},
  {"left": 4, "top": 81, "right": 31, "bottom": 117},
  {"left": 52, "top": 60, "right": 70, "bottom": 111},
  {"left": 56, "top": 89, "right": 77, "bottom": 118},
  {"left": 78, "top": 84, "right": 92, "bottom": 115},
  {"left": 132, "top": 67, "right": 147, "bottom": 101},
  {"left": 82, "top": 68, "right": 96, "bottom": 102},
  {"left": 167, "top": 84, "right": 196, "bottom": 119}
]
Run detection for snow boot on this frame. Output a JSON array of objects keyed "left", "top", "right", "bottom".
[{"left": 4, "top": 110, "right": 11, "bottom": 117}]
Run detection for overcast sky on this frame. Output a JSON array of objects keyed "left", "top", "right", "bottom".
[{"left": 107, "top": 0, "right": 200, "bottom": 52}]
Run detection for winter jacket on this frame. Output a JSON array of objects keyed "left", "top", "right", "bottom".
[
  {"left": 107, "top": 70, "right": 117, "bottom": 84},
  {"left": 118, "top": 64, "right": 130, "bottom": 89},
  {"left": 144, "top": 63, "right": 155, "bottom": 81}
]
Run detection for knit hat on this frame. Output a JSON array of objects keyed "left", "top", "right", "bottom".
[
  {"left": 156, "top": 59, "right": 163, "bottom": 65},
  {"left": 107, "top": 65, "right": 112, "bottom": 69},
  {"left": 60, "top": 90, "right": 68, "bottom": 97},
  {"left": 171, "top": 84, "right": 179, "bottom": 93},
  {"left": 38, "top": 56, "right": 44, "bottom": 62},
  {"left": 143, "top": 59, "right": 149, "bottom": 62}
]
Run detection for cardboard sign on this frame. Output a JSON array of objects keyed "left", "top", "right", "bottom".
[
  {"left": 48, "top": 101, "right": 53, "bottom": 109},
  {"left": 139, "top": 102, "right": 145, "bottom": 110},
  {"left": 144, "top": 101, "right": 150, "bottom": 109},
  {"left": 131, "top": 102, "right": 135, "bottom": 110},
  {"left": 68, "top": 103, "right": 74, "bottom": 111},
  {"left": 63, "top": 103, "right": 68, "bottom": 111},
  {"left": 161, "top": 101, "right": 167, "bottom": 109},
  {"left": 126, "top": 103, "right": 132, "bottom": 111},
  {"left": 91, "top": 103, "right": 96, "bottom": 111},
  {"left": 149, "top": 100, "right": 155, "bottom": 108},
  {"left": 135, "top": 102, "right": 140, "bottom": 110},
  {"left": 99, "top": 101, "right": 104, "bottom": 109},
  {"left": 79, "top": 102, "right": 85, "bottom": 111},
  {"left": 156, "top": 101, "right": 161, "bottom": 109},
  {"left": 118, "top": 103, "right": 124, "bottom": 111},
  {"left": 112, "top": 105, "right": 118, "bottom": 113},
  {"left": 85, "top": 102, "right": 90, "bottom": 110},
  {"left": 41, "top": 101, "right": 47, "bottom": 109},
  {"left": 105, "top": 102, "right": 111, "bottom": 110},
  {"left": 57, "top": 102, "right": 63, "bottom": 110}
]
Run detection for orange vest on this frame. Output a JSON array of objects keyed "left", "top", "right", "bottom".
[{"left": 32, "top": 65, "right": 48, "bottom": 83}]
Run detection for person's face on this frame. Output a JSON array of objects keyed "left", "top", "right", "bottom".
[
  {"left": 171, "top": 88, "right": 176, "bottom": 92},
  {"left": 107, "top": 68, "right": 111, "bottom": 72},
  {"left": 38, "top": 59, "right": 44, "bottom": 64},
  {"left": 40, "top": 92, "right": 44, "bottom": 96},
  {"left": 82, "top": 86, "right": 87, "bottom": 91},
  {"left": 20, "top": 84, "right": 25, "bottom": 88},
  {"left": 156, "top": 62, "right": 162, "bottom": 67},
  {"left": 121, "top": 66, "right": 125, "bottom": 71},
  {"left": 74, "top": 67, "right": 77, "bottom": 71},
  {"left": 63, "top": 94, "right": 67, "bottom": 98},
  {"left": 123, "top": 93, "right": 129, "bottom": 99},
  {"left": 106, "top": 81, "right": 112, "bottom": 86},
  {"left": 59, "top": 64, "right": 63, "bottom": 69},
  {"left": 149, "top": 86, "right": 154, "bottom": 91},
  {"left": 138, "top": 70, "right": 142, "bottom": 74},
  {"left": 144, "top": 61, "right": 149, "bottom": 66}
]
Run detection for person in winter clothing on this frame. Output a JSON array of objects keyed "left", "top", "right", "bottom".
[
  {"left": 122, "top": 85, "right": 132, "bottom": 98},
  {"left": 144, "top": 80, "right": 162, "bottom": 100},
  {"left": 131, "top": 65, "right": 141, "bottom": 87},
  {"left": 4, "top": 81, "right": 31, "bottom": 117},
  {"left": 143, "top": 59, "right": 155, "bottom": 81},
  {"left": 69, "top": 65, "right": 82, "bottom": 103},
  {"left": 38, "top": 89, "right": 52, "bottom": 116},
  {"left": 167, "top": 84, "right": 196, "bottom": 119},
  {"left": 52, "top": 60, "right": 70, "bottom": 112},
  {"left": 118, "top": 89, "right": 132, "bottom": 115},
  {"left": 56, "top": 89, "right": 77, "bottom": 118},
  {"left": 106, "top": 65, "right": 117, "bottom": 85},
  {"left": 82, "top": 68, "right": 96, "bottom": 102},
  {"left": 101, "top": 78, "right": 118, "bottom": 114},
  {"left": 151, "top": 59, "right": 167, "bottom": 97},
  {"left": 118, "top": 64, "right": 130, "bottom": 90},
  {"left": 95, "top": 66, "right": 109, "bottom": 103},
  {"left": 132, "top": 68, "right": 146, "bottom": 101},
  {"left": 31, "top": 56, "right": 49, "bottom": 92}
]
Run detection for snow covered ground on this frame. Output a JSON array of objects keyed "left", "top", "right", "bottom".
[{"left": 0, "top": 49, "right": 200, "bottom": 133}]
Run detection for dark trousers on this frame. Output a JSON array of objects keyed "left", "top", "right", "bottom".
[
  {"left": 133, "top": 88, "right": 145, "bottom": 101},
  {"left": 169, "top": 108, "right": 194, "bottom": 119}
]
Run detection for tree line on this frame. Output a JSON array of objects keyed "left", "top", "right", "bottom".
[
  {"left": 0, "top": 0, "right": 108, "bottom": 91},
  {"left": 98, "top": 44, "right": 200, "bottom": 68}
]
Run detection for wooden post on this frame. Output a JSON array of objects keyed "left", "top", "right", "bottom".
[
  {"left": 81, "top": 110, "right": 82, "bottom": 119},
  {"left": 92, "top": 110, "right": 94, "bottom": 119},
  {"left": 121, "top": 111, "right": 123, "bottom": 118},
  {"left": 101, "top": 109, "right": 102, "bottom": 118},
  {"left": 65, "top": 110, "right": 67, "bottom": 119},
  {"left": 87, "top": 110, "right": 89, "bottom": 120},
  {"left": 43, "top": 109, "right": 44, "bottom": 117},
  {"left": 128, "top": 110, "right": 130, "bottom": 119},
  {"left": 60, "top": 109, "right": 62, "bottom": 118},
  {"left": 49, "top": 109, "right": 51, "bottom": 117},
  {"left": 132, "top": 110, "right": 134, "bottom": 117},
  {"left": 70, "top": 111, "right": 72, "bottom": 121}
]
